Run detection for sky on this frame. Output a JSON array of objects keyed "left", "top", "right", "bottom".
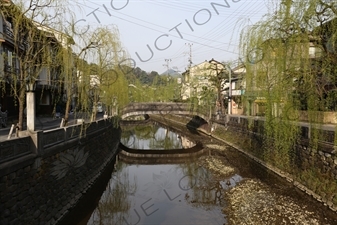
[{"left": 71, "top": 0, "right": 276, "bottom": 74}]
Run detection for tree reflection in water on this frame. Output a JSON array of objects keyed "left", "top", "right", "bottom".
[
  {"left": 121, "top": 123, "right": 184, "bottom": 150},
  {"left": 180, "top": 162, "right": 243, "bottom": 211},
  {"left": 180, "top": 163, "right": 223, "bottom": 210},
  {"left": 149, "top": 127, "right": 183, "bottom": 150},
  {"left": 87, "top": 160, "right": 236, "bottom": 224},
  {"left": 97, "top": 122, "right": 235, "bottom": 224},
  {"left": 87, "top": 162, "right": 137, "bottom": 225}
]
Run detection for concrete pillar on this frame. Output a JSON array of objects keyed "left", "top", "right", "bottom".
[
  {"left": 30, "top": 131, "right": 43, "bottom": 155},
  {"left": 26, "top": 92, "right": 35, "bottom": 132}
]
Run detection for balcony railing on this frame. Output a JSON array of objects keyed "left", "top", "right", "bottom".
[
  {"left": 18, "top": 40, "right": 29, "bottom": 50},
  {"left": 3, "top": 24, "right": 14, "bottom": 40},
  {"left": 4, "top": 65, "right": 20, "bottom": 75},
  {"left": 23, "top": 39, "right": 29, "bottom": 48},
  {"left": 3, "top": 24, "right": 29, "bottom": 50}
]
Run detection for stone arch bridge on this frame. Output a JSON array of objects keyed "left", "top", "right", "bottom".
[{"left": 121, "top": 102, "right": 210, "bottom": 121}]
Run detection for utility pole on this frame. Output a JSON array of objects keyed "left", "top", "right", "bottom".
[
  {"left": 185, "top": 43, "right": 193, "bottom": 70},
  {"left": 163, "top": 59, "right": 172, "bottom": 76},
  {"left": 184, "top": 43, "right": 193, "bottom": 85},
  {"left": 185, "top": 42, "right": 193, "bottom": 102}
]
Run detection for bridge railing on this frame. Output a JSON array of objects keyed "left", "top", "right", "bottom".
[
  {"left": 122, "top": 102, "right": 192, "bottom": 113},
  {"left": 121, "top": 102, "right": 215, "bottom": 120}
]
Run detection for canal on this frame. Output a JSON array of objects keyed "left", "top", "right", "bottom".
[{"left": 62, "top": 119, "right": 337, "bottom": 225}]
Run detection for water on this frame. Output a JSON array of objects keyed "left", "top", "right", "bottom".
[
  {"left": 71, "top": 121, "right": 337, "bottom": 225},
  {"left": 87, "top": 122, "right": 226, "bottom": 224},
  {"left": 121, "top": 122, "right": 195, "bottom": 150},
  {"left": 87, "top": 162, "right": 230, "bottom": 225}
]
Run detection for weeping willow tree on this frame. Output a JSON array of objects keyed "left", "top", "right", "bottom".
[
  {"left": 57, "top": 38, "right": 74, "bottom": 127},
  {"left": 127, "top": 75, "right": 178, "bottom": 103},
  {"left": 240, "top": 0, "right": 337, "bottom": 169},
  {"left": 0, "top": 0, "right": 74, "bottom": 130},
  {"left": 152, "top": 75, "right": 179, "bottom": 102},
  {"left": 69, "top": 25, "right": 130, "bottom": 122},
  {"left": 127, "top": 81, "right": 150, "bottom": 103}
]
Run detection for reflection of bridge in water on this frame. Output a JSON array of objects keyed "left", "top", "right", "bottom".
[
  {"left": 121, "top": 102, "right": 210, "bottom": 121},
  {"left": 118, "top": 141, "right": 208, "bottom": 164},
  {"left": 119, "top": 117, "right": 208, "bottom": 164}
]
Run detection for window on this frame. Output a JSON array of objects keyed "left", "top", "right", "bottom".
[
  {"left": 3, "top": 45, "right": 19, "bottom": 74},
  {"left": 40, "top": 93, "right": 50, "bottom": 105},
  {"left": 309, "top": 45, "right": 323, "bottom": 58},
  {"left": 309, "top": 46, "right": 315, "bottom": 55}
]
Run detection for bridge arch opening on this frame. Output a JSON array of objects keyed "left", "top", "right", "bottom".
[{"left": 186, "top": 116, "right": 209, "bottom": 133}]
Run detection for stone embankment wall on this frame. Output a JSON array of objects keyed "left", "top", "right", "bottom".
[
  {"left": 0, "top": 118, "right": 121, "bottom": 225},
  {"left": 210, "top": 115, "right": 337, "bottom": 212},
  {"left": 134, "top": 114, "right": 337, "bottom": 212}
]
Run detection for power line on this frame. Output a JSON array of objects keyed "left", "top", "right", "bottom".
[{"left": 82, "top": 0, "right": 239, "bottom": 47}]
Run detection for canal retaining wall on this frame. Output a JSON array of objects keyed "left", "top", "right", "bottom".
[
  {"left": 151, "top": 114, "right": 337, "bottom": 212},
  {"left": 210, "top": 115, "right": 337, "bottom": 212},
  {"left": 0, "top": 118, "right": 121, "bottom": 225}
]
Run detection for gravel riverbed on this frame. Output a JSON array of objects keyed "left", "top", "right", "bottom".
[
  {"left": 151, "top": 115, "right": 337, "bottom": 224},
  {"left": 199, "top": 143, "right": 335, "bottom": 225}
]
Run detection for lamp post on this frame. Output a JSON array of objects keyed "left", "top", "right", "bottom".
[
  {"left": 112, "top": 96, "right": 117, "bottom": 116},
  {"left": 90, "top": 85, "right": 99, "bottom": 122},
  {"left": 26, "top": 78, "right": 36, "bottom": 132},
  {"left": 115, "top": 98, "right": 118, "bottom": 116},
  {"left": 226, "top": 65, "right": 232, "bottom": 115}
]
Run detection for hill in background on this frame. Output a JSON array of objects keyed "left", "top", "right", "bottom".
[{"left": 161, "top": 68, "right": 182, "bottom": 78}]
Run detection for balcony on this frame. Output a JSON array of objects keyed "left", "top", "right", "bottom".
[
  {"left": 3, "top": 24, "right": 14, "bottom": 40},
  {"left": 4, "top": 65, "right": 19, "bottom": 75},
  {"left": 18, "top": 39, "right": 29, "bottom": 50}
]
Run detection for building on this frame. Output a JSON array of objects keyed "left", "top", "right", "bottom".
[
  {"left": 223, "top": 63, "right": 246, "bottom": 115},
  {"left": 0, "top": 1, "right": 25, "bottom": 116},
  {"left": 34, "top": 22, "right": 75, "bottom": 114},
  {"left": 0, "top": 0, "right": 72, "bottom": 117},
  {"left": 241, "top": 33, "right": 326, "bottom": 117},
  {"left": 181, "top": 58, "right": 226, "bottom": 106}
]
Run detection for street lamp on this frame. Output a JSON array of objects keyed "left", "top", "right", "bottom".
[
  {"left": 111, "top": 96, "right": 117, "bottom": 116},
  {"left": 226, "top": 65, "right": 232, "bottom": 115},
  {"left": 89, "top": 84, "right": 99, "bottom": 122},
  {"left": 25, "top": 77, "right": 36, "bottom": 132}
]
